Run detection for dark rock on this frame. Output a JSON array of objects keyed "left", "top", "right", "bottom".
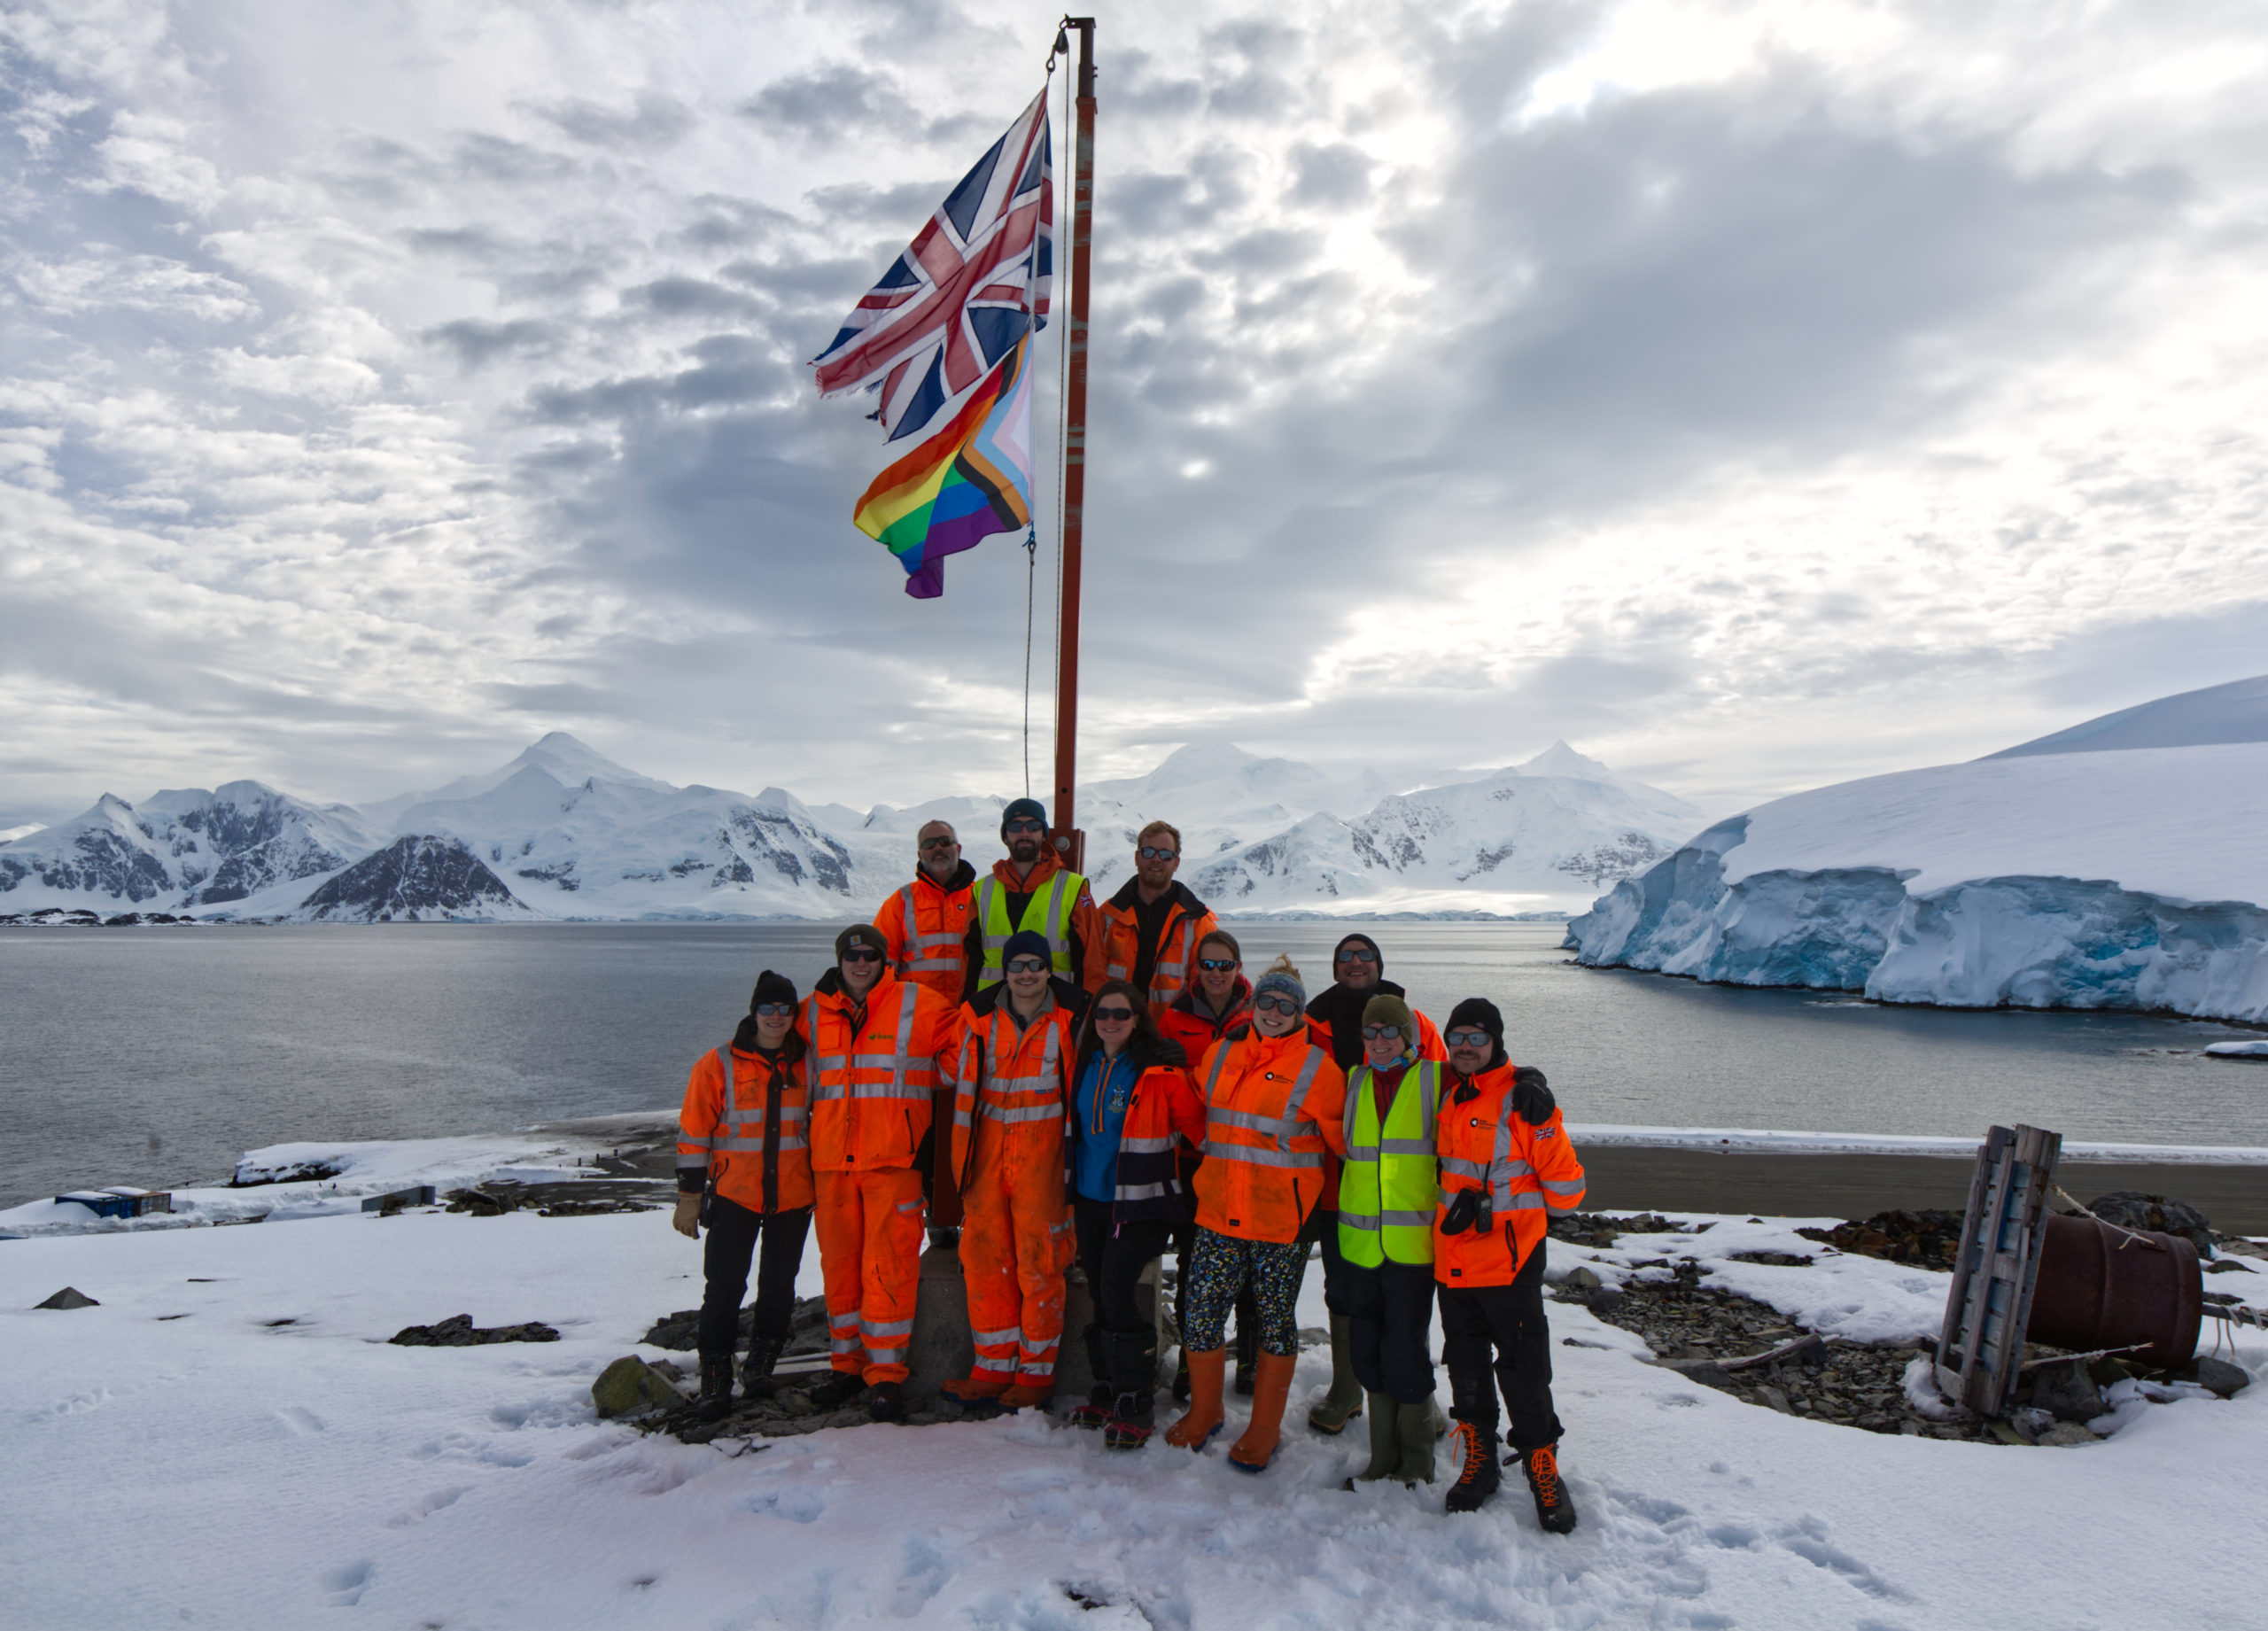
[
  {"left": 1728, "top": 1251, "right": 1815, "bottom": 1268},
  {"left": 594, "top": 1355, "right": 687, "bottom": 1417},
  {"left": 2189, "top": 1356, "right": 2250, "bottom": 1399},
  {"left": 2027, "top": 1358, "right": 2104, "bottom": 1422},
  {"left": 2036, "top": 1421, "right": 2100, "bottom": 1447},
  {"left": 642, "top": 1295, "right": 829, "bottom": 1354},
  {"left": 2085, "top": 1192, "right": 2213, "bottom": 1256},
  {"left": 1546, "top": 1211, "right": 1683, "bottom": 1249},
  {"left": 1658, "top": 1357, "right": 1735, "bottom": 1388},
  {"left": 1795, "top": 1209, "right": 1965, "bottom": 1269},
  {"left": 2204, "top": 1259, "right": 2258, "bottom": 1274},
  {"left": 389, "top": 1313, "right": 560, "bottom": 1347},
  {"left": 36, "top": 1286, "right": 99, "bottom": 1309}
]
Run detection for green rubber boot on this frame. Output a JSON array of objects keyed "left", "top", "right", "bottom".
[
  {"left": 1341, "top": 1392, "right": 1402, "bottom": 1488},
  {"left": 1306, "top": 1314, "right": 1365, "bottom": 1435},
  {"left": 1394, "top": 1401, "right": 1439, "bottom": 1485}
]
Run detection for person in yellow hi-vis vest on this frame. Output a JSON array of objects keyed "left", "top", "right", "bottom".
[
  {"left": 1336, "top": 992, "right": 1446, "bottom": 1488},
  {"left": 965, "top": 796, "right": 1103, "bottom": 990}
]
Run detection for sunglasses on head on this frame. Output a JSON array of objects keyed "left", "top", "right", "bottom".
[
  {"left": 1137, "top": 845, "right": 1177, "bottom": 860},
  {"left": 1092, "top": 1005, "right": 1136, "bottom": 1023},
  {"left": 1005, "top": 956, "right": 1048, "bottom": 975},
  {"left": 1443, "top": 1028, "right": 1492, "bottom": 1048},
  {"left": 1333, "top": 946, "right": 1379, "bottom": 964},
  {"left": 1197, "top": 957, "right": 1239, "bottom": 972},
  {"left": 1004, "top": 819, "right": 1045, "bottom": 835},
  {"left": 1252, "top": 994, "right": 1302, "bottom": 1015},
  {"left": 753, "top": 1002, "right": 796, "bottom": 1018},
  {"left": 840, "top": 946, "right": 882, "bottom": 964},
  {"left": 1360, "top": 1024, "right": 1405, "bottom": 1041}
]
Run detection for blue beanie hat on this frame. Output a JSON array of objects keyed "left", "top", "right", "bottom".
[{"left": 1002, "top": 928, "right": 1052, "bottom": 968}]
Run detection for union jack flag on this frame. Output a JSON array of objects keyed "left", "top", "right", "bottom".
[{"left": 812, "top": 89, "right": 1052, "bottom": 443}]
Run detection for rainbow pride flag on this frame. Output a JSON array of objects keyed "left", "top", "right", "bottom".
[{"left": 852, "top": 336, "right": 1035, "bottom": 598}]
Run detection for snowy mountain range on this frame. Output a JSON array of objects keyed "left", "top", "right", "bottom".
[
  {"left": 0, "top": 735, "right": 1705, "bottom": 924},
  {"left": 1566, "top": 674, "right": 2268, "bottom": 1022}
]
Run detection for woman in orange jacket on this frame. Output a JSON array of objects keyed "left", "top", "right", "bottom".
[
  {"left": 1163, "top": 955, "right": 1348, "bottom": 1472},
  {"left": 674, "top": 969, "right": 813, "bottom": 1421}
]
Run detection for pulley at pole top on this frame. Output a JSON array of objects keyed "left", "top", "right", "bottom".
[{"left": 1050, "top": 16, "right": 1096, "bottom": 874}]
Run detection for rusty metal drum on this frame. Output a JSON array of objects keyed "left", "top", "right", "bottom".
[{"left": 2027, "top": 1213, "right": 2202, "bottom": 1371}]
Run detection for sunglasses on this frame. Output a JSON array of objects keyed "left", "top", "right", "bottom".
[
  {"left": 1443, "top": 1029, "right": 1492, "bottom": 1048},
  {"left": 919, "top": 835, "right": 959, "bottom": 850},
  {"left": 840, "top": 946, "right": 883, "bottom": 964},
  {"left": 1004, "top": 819, "right": 1046, "bottom": 835},
  {"left": 753, "top": 1002, "right": 796, "bottom": 1018},
  {"left": 1360, "top": 1024, "right": 1406, "bottom": 1041},
  {"left": 1253, "top": 994, "right": 1302, "bottom": 1016},
  {"left": 1333, "top": 946, "right": 1379, "bottom": 964},
  {"left": 1092, "top": 1006, "right": 1137, "bottom": 1023},
  {"left": 1006, "top": 956, "right": 1048, "bottom": 975},
  {"left": 1137, "top": 845, "right": 1177, "bottom": 860},
  {"left": 1197, "top": 958, "right": 1239, "bottom": 972}
]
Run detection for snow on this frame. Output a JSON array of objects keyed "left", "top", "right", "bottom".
[
  {"left": 1569, "top": 718, "right": 2268, "bottom": 1021},
  {"left": 1564, "top": 1125, "right": 2268, "bottom": 1165},
  {"left": 6, "top": 1142, "right": 2265, "bottom": 1628},
  {"left": 1987, "top": 672, "right": 2268, "bottom": 758},
  {"left": 2207, "top": 1039, "right": 2268, "bottom": 1060}
]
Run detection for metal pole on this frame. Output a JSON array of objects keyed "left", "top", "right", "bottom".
[{"left": 1051, "top": 16, "right": 1095, "bottom": 876}]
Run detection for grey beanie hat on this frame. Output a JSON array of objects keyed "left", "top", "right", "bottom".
[{"left": 1252, "top": 967, "right": 1306, "bottom": 1011}]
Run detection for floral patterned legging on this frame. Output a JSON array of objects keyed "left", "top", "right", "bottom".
[{"left": 1178, "top": 1226, "right": 1309, "bottom": 1357}]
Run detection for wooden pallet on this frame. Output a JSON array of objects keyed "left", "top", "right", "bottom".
[{"left": 1936, "top": 1124, "right": 2063, "bottom": 1417}]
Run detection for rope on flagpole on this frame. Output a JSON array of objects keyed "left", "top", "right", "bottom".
[{"left": 1021, "top": 526, "right": 1037, "bottom": 797}]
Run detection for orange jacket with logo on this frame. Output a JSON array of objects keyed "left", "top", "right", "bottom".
[
  {"left": 1096, "top": 879, "right": 1220, "bottom": 1014},
  {"left": 676, "top": 1041, "right": 814, "bottom": 1215},
  {"left": 1191, "top": 1025, "right": 1348, "bottom": 1243},
  {"left": 802, "top": 970, "right": 960, "bottom": 1173},
  {"left": 874, "top": 861, "right": 976, "bottom": 1004},
  {"left": 949, "top": 978, "right": 1083, "bottom": 1185},
  {"left": 1433, "top": 1063, "right": 1587, "bottom": 1288}
]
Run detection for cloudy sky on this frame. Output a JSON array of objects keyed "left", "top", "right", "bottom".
[{"left": 4, "top": 0, "right": 2264, "bottom": 828}]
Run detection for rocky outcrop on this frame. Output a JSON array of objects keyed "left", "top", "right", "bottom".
[{"left": 297, "top": 837, "right": 532, "bottom": 922}]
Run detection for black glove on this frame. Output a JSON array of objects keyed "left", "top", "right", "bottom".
[
  {"left": 1441, "top": 1188, "right": 1490, "bottom": 1236},
  {"left": 1511, "top": 1065, "right": 1555, "bottom": 1126}
]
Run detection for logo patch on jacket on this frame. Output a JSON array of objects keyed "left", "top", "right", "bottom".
[{"left": 1534, "top": 1125, "right": 1558, "bottom": 1140}]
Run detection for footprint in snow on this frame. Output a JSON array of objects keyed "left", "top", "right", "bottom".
[
  {"left": 321, "top": 1560, "right": 374, "bottom": 1607},
  {"left": 384, "top": 1486, "right": 470, "bottom": 1528}
]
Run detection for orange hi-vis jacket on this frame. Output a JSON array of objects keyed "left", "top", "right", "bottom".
[
  {"left": 1191, "top": 1025, "right": 1348, "bottom": 1243},
  {"left": 801, "top": 971, "right": 960, "bottom": 1172},
  {"left": 1433, "top": 1062, "right": 1588, "bottom": 1288},
  {"left": 1096, "top": 879, "right": 1220, "bottom": 1014},
  {"left": 676, "top": 1041, "right": 813, "bottom": 1215},
  {"left": 875, "top": 861, "right": 976, "bottom": 1003},
  {"left": 949, "top": 980, "right": 1082, "bottom": 1184}
]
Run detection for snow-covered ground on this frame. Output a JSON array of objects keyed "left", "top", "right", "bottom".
[
  {"left": 6, "top": 1132, "right": 2266, "bottom": 1627},
  {"left": 1569, "top": 677, "right": 2268, "bottom": 1022}
]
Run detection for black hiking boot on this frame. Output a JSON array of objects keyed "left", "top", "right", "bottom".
[
  {"left": 696, "top": 1352, "right": 736, "bottom": 1423},
  {"left": 866, "top": 1379, "right": 905, "bottom": 1422},
  {"left": 802, "top": 1369, "right": 865, "bottom": 1410},
  {"left": 1070, "top": 1326, "right": 1114, "bottom": 1426},
  {"left": 1520, "top": 1442, "right": 1578, "bottom": 1534},
  {"left": 1443, "top": 1420, "right": 1500, "bottom": 1513},
  {"left": 739, "top": 1334, "right": 786, "bottom": 1401},
  {"left": 1102, "top": 1330, "right": 1157, "bottom": 1447}
]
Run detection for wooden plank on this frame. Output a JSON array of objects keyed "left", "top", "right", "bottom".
[{"left": 1936, "top": 1123, "right": 2062, "bottom": 1416}]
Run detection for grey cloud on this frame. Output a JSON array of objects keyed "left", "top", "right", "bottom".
[
  {"left": 676, "top": 194, "right": 798, "bottom": 249},
  {"left": 738, "top": 64, "right": 916, "bottom": 143},
  {"left": 1292, "top": 142, "right": 1373, "bottom": 206},
  {"left": 625, "top": 275, "right": 767, "bottom": 319},
  {"left": 452, "top": 132, "right": 582, "bottom": 184},
  {"left": 804, "top": 180, "right": 954, "bottom": 225},
  {"left": 426, "top": 317, "right": 560, "bottom": 367},
  {"left": 528, "top": 90, "right": 695, "bottom": 149}
]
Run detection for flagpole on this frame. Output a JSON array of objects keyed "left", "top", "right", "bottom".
[{"left": 1049, "top": 16, "right": 1095, "bottom": 875}]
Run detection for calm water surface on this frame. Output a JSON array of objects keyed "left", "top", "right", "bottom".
[{"left": 4, "top": 921, "right": 2264, "bottom": 1208}]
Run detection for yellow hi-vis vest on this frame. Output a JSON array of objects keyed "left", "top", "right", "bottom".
[
  {"left": 973, "top": 868, "right": 1084, "bottom": 986},
  {"left": 1338, "top": 1060, "right": 1441, "bottom": 1267}
]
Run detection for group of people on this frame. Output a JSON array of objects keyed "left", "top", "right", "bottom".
[{"left": 672, "top": 799, "right": 1588, "bottom": 1529}]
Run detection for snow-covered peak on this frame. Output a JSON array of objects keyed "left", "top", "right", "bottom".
[
  {"left": 1515, "top": 740, "right": 1619, "bottom": 782},
  {"left": 0, "top": 823, "right": 43, "bottom": 845},
  {"left": 1986, "top": 673, "right": 2268, "bottom": 758},
  {"left": 362, "top": 734, "right": 674, "bottom": 828}
]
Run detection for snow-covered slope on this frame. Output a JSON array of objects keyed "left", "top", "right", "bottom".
[
  {"left": 1988, "top": 673, "right": 2268, "bottom": 757},
  {"left": 1568, "top": 678, "right": 2268, "bottom": 1021}
]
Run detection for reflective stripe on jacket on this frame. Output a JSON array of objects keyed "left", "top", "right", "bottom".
[
  {"left": 1338, "top": 1060, "right": 1440, "bottom": 1267},
  {"left": 875, "top": 867, "right": 975, "bottom": 1002},
  {"left": 1305, "top": 997, "right": 1445, "bottom": 1210},
  {"left": 1191, "top": 1025, "right": 1348, "bottom": 1243},
  {"left": 950, "top": 982, "right": 1081, "bottom": 1184},
  {"left": 802, "top": 972, "right": 959, "bottom": 1173},
  {"left": 1432, "top": 1063, "right": 1587, "bottom": 1288},
  {"left": 676, "top": 1041, "right": 814, "bottom": 1215},
  {"left": 1097, "top": 881, "right": 1219, "bottom": 1014},
  {"left": 973, "top": 858, "right": 1092, "bottom": 986}
]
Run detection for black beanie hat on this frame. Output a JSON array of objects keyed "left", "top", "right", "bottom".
[
  {"left": 1001, "top": 928, "right": 1052, "bottom": 967},
  {"left": 1333, "top": 931, "right": 1383, "bottom": 975},
  {"left": 1000, "top": 796, "right": 1048, "bottom": 836},
  {"left": 1446, "top": 997, "right": 1508, "bottom": 1069},
  {"left": 749, "top": 969, "right": 797, "bottom": 1012},
  {"left": 835, "top": 922, "right": 889, "bottom": 964}
]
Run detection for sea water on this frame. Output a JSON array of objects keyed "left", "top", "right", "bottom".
[{"left": 3, "top": 920, "right": 2263, "bottom": 1207}]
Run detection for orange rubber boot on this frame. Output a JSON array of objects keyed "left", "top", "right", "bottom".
[
  {"left": 1228, "top": 1351, "right": 1297, "bottom": 1472},
  {"left": 1165, "top": 1349, "right": 1227, "bottom": 1449}
]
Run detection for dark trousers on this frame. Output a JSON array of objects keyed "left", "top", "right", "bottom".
[
  {"left": 698, "top": 1196, "right": 812, "bottom": 1356},
  {"left": 1438, "top": 1240, "right": 1563, "bottom": 1452},
  {"left": 1072, "top": 1196, "right": 1172, "bottom": 1335},
  {"left": 1343, "top": 1257, "right": 1437, "bottom": 1404},
  {"left": 1316, "top": 1208, "right": 1350, "bottom": 1316}
]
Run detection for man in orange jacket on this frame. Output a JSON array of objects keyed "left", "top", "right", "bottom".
[
  {"left": 799, "top": 923, "right": 960, "bottom": 1422},
  {"left": 939, "top": 928, "right": 1084, "bottom": 1410},
  {"left": 1095, "top": 820, "right": 1218, "bottom": 1017},
  {"left": 874, "top": 819, "right": 979, "bottom": 1247},
  {"left": 1432, "top": 998, "right": 1585, "bottom": 1531}
]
